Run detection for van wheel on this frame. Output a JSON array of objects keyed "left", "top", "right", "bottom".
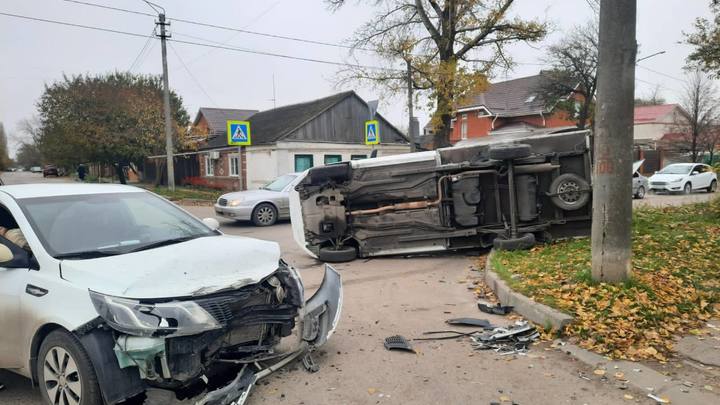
[
  {"left": 549, "top": 173, "right": 590, "bottom": 211},
  {"left": 38, "top": 330, "right": 102, "bottom": 405},
  {"left": 488, "top": 144, "right": 532, "bottom": 160},
  {"left": 494, "top": 233, "right": 536, "bottom": 251},
  {"left": 318, "top": 245, "right": 357, "bottom": 262}
]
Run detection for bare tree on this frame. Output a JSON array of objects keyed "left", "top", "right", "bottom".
[
  {"left": 538, "top": 21, "right": 598, "bottom": 129},
  {"left": 673, "top": 70, "right": 719, "bottom": 162},
  {"left": 634, "top": 85, "right": 666, "bottom": 106},
  {"left": 330, "top": 0, "right": 547, "bottom": 148}
]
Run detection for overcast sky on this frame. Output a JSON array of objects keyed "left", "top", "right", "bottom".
[{"left": 0, "top": 0, "right": 713, "bottom": 156}]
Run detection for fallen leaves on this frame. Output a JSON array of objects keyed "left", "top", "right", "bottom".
[{"left": 489, "top": 199, "right": 720, "bottom": 360}]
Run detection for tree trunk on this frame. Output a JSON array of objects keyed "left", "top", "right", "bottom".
[
  {"left": 154, "top": 159, "right": 165, "bottom": 187},
  {"left": 591, "top": 0, "right": 637, "bottom": 283},
  {"left": 115, "top": 163, "right": 127, "bottom": 185}
]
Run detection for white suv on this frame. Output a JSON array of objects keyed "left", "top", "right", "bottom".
[{"left": 0, "top": 184, "right": 342, "bottom": 405}]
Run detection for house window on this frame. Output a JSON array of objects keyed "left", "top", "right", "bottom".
[
  {"left": 324, "top": 155, "right": 342, "bottom": 165},
  {"left": 294, "top": 154, "right": 314, "bottom": 172},
  {"left": 460, "top": 113, "right": 468, "bottom": 140},
  {"left": 229, "top": 155, "right": 239, "bottom": 176},
  {"left": 204, "top": 154, "right": 214, "bottom": 176},
  {"left": 351, "top": 154, "right": 366, "bottom": 160}
]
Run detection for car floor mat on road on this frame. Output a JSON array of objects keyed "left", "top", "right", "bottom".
[
  {"left": 477, "top": 299, "right": 514, "bottom": 315},
  {"left": 445, "top": 317, "right": 494, "bottom": 328},
  {"left": 384, "top": 335, "right": 416, "bottom": 352}
]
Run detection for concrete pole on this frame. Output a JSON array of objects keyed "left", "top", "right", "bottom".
[
  {"left": 159, "top": 13, "right": 175, "bottom": 191},
  {"left": 406, "top": 59, "right": 416, "bottom": 152},
  {"left": 591, "top": 0, "right": 637, "bottom": 282}
]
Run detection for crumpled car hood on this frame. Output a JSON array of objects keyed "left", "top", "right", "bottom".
[{"left": 60, "top": 235, "right": 281, "bottom": 299}]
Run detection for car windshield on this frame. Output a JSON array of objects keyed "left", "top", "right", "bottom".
[
  {"left": 658, "top": 165, "right": 692, "bottom": 175},
  {"left": 261, "top": 174, "right": 298, "bottom": 191},
  {"left": 18, "top": 192, "right": 216, "bottom": 259}
]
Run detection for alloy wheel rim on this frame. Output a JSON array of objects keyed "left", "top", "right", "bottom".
[
  {"left": 685, "top": 183, "right": 691, "bottom": 194},
  {"left": 257, "top": 207, "right": 275, "bottom": 224},
  {"left": 638, "top": 187, "right": 645, "bottom": 198},
  {"left": 557, "top": 181, "right": 581, "bottom": 204},
  {"left": 43, "top": 346, "right": 82, "bottom": 405}
]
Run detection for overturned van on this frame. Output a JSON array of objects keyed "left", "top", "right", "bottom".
[{"left": 290, "top": 129, "right": 593, "bottom": 262}]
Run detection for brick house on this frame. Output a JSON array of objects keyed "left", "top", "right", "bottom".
[
  {"left": 195, "top": 91, "right": 410, "bottom": 191},
  {"left": 449, "top": 73, "right": 579, "bottom": 143},
  {"left": 633, "top": 104, "right": 692, "bottom": 173}
]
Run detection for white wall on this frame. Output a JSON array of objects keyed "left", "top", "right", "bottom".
[{"left": 245, "top": 142, "right": 411, "bottom": 189}]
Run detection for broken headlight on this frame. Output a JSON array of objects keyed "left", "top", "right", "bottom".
[{"left": 89, "top": 290, "right": 222, "bottom": 337}]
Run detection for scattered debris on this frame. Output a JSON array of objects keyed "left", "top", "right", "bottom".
[
  {"left": 367, "top": 388, "right": 377, "bottom": 395},
  {"left": 647, "top": 393, "right": 670, "bottom": 403},
  {"left": 446, "top": 318, "right": 494, "bottom": 328},
  {"left": 623, "top": 394, "right": 634, "bottom": 400},
  {"left": 302, "top": 352, "right": 320, "bottom": 373},
  {"left": 704, "top": 385, "right": 714, "bottom": 391},
  {"left": 471, "top": 321, "right": 539, "bottom": 354},
  {"left": 384, "top": 335, "right": 415, "bottom": 353},
  {"left": 478, "top": 299, "right": 514, "bottom": 315}
]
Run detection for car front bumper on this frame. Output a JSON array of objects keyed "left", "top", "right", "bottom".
[
  {"left": 214, "top": 204, "right": 254, "bottom": 220},
  {"left": 649, "top": 183, "right": 683, "bottom": 192}
]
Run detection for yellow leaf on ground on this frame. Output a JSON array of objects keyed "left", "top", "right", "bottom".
[{"left": 593, "top": 369, "right": 606, "bottom": 376}]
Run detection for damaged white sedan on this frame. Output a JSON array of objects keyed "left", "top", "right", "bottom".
[{"left": 0, "top": 184, "right": 342, "bottom": 405}]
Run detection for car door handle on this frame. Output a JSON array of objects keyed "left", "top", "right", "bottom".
[{"left": 26, "top": 284, "right": 48, "bottom": 297}]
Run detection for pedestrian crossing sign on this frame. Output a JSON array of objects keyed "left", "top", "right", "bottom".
[
  {"left": 227, "top": 120, "right": 251, "bottom": 146},
  {"left": 365, "top": 120, "right": 379, "bottom": 145}
]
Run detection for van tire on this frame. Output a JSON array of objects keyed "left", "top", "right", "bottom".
[
  {"left": 318, "top": 245, "right": 357, "bottom": 262},
  {"left": 549, "top": 173, "right": 590, "bottom": 211}
]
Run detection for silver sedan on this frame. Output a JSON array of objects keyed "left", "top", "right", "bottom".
[{"left": 214, "top": 173, "right": 299, "bottom": 226}]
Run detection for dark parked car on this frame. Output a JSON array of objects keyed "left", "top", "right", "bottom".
[
  {"left": 290, "top": 129, "right": 593, "bottom": 262},
  {"left": 42, "top": 164, "right": 59, "bottom": 177}
]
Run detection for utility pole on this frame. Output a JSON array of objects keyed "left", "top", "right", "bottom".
[
  {"left": 157, "top": 13, "right": 175, "bottom": 191},
  {"left": 591, "top": 0, "right": 637, "bottom": 283},
  {"left": 406, "top": 58, "right": 416, "bottom": 152}
]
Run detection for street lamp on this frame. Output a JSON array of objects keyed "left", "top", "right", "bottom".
[{"left": 636, "top": 50, "right": 666, "bottom": 63}]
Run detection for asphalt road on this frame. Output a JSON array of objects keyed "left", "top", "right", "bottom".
[{"left": 4, "top": 172, "right": 715, "bottom": 404}]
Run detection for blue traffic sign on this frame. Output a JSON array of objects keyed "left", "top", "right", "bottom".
[
  {"left": 227, "top": 120, "right": 251, "bottom": 146},
  {"left": 365, "top": 120, "right": 379, "bottom": 145}
]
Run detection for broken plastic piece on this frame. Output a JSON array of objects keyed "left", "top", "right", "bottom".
[
  {"left": 647, "top": 393, "right": 670, "bottom": 404},
  {"left": 477, "top": 300, "right": 514, "bottom": 315},
  {"left": 446, "top": 318, "right": 494, "bottom": 328},
  {"left": 302, "top": 352, "right": 320, "bottom": 373},
  {"left": 384, "top": 335, "right": 415, "bottom": 352}
]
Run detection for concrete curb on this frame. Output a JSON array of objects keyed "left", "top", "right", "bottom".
[{"left": 484, "top": 250, "right": 573, "bottom": 331}]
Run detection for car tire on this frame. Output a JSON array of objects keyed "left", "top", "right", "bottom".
[
  {"left": 488, "top": 143, "right": 532, "bottom": 160},
  {"left": 318, "top": 245, "right": 357, "bottom": 262},
  {"left": 38, "top": 329, "right": 102, "bottom": 405},
  {"left": 252, "top": 203, "right": 277, "bottom": 226},
  {"left": 549, "top": 173, "right": 591, "bottom": 211},
  {"left": 494, "top": 233, "right": 536, "bottom": 251},
  {"left": 707, "top": 180, "right": 717, "bottom": 193},
  {"left": 635, "top": 186, "right": 646, "bottom": 199},
  {"left": 683, "top": 182, "right": 692, "bottom": 195}
]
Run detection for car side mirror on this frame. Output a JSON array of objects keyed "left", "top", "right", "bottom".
[
  {"left": 691, "top": 171, "right": 699, "bottom": 176},
  {"left": 202, "top": 217, "right": 220, "bottom": 231}
]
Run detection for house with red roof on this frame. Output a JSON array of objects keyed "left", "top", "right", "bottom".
[
  {"left": 633, "top": 104, "right": 689, "bottom": 143},
  {"left": 449, "top": 73, "right": 580, "bottom": 143}
]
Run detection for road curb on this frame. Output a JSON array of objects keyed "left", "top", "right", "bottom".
[{"left": 484, "top": 250, "right": 573, "bottom": 331}]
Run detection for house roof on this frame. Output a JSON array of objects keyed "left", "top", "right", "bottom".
[
  {"left": 459, "top": 74, "right": 556, "bottom": 117},
  {"left": 202, "top": 91, "right": 407, "bottom": 149},
  {"left": 194, "top": 107, "right": 259, "bottom": 132},
  {"left": 634, "top": 104, "right": 681, "bottom": 124}
]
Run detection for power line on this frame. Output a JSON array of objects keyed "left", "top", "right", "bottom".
[
  {"left": 129, "top": 27, "right": 156, "bottom": 72},
  {"left": 168, "top": 41, "right": 217, "bottom": 106},
  {"left": 62, "top": 0, "right": 375, "bottom": 53},
  {"left": 0, "top": 11, "right": 397, "bottom": 71},
  {"left": 636, "top": 64, "right": 686, "bottom": 83}
]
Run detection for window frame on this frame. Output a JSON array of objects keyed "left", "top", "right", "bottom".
[
  {"left": 228, "top": 154, "right": 240, "bottom": 177},
  {"left": 204, "top": 154, "right": 214, "bottom": 177},
  {"left": 294, "top": 154, "right": 315, "bottom": 172},
  {"left": 324, "top": 154, "right": 342, "bottom": 165},
  {"left": 350, "top": 154, "right": 366, "bottom": 160}
]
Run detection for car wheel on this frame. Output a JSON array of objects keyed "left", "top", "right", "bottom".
[
  {"left": 635, "top": 186, "right": 646, "bottom": 199},
  {"left": 684, "top": 182, "right": 692, "bottom": 195},
  {"left": 494, "top": 233, "right": 536, "bottom": 251},
  {"left": 38, "top": 330, "right": 102, "bottom": 405},
  {"left": 707, "top": 180, "right": 717, "bottom": 193},
  {"left": 549, "top": 173, "right": 590, "bottom": 211},
  {"left": 318, "top": 245, "right": 357, "bottom": 262},
  {"left": 252, "top": 203, "right": 277, "bottom": 226},
  {"left": 488, "top": 143, "right": 532, "bottom": 160}
]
